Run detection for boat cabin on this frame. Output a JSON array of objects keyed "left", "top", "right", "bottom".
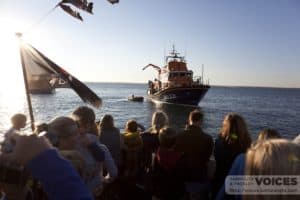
[{"left": 145, "top": 46, "right": 203, "bottom": 94}]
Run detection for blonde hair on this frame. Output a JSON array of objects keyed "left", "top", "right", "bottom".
[
  {"left": 219, "top": 113, "right": 251, "bottom": 154},
  {"left": 244, "top": 139, "right": 300, "bottom": 200},
  {"left": 151, "top": 111, "right": 168, "bottom": 133},
  {"left": 11, "top": 113, "right": 27, "bottom": 129},
  {"left": 246, "top": 139, "right": 300, "bottom": 175},
  {"left": 256, "top": 128, "right": 281, "bottom": 143}
]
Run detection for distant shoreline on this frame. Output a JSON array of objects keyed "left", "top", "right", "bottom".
[{"left": 84, "top": 81, "right": 300, "bottom": 90}]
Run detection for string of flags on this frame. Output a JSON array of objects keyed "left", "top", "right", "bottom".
[{"left": 57, "top": 0, "right": 119, "bottom": 21}]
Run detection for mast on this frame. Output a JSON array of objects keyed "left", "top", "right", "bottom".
[{"left": 16, "top": 32, "right": 35, "bottom": 131}]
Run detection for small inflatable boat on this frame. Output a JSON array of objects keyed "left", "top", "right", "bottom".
[{"left": 128, "top": 95, "right": 144, "bottom": 102}]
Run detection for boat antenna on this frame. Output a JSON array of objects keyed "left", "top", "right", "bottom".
[
  {"left": 184, "top": 40, "right": 188, "bottom": 62},
  {"left": 16, "top": 32, "right": 35, "bottom": 131},
  {"left": 172, "top": 44, "right": 176, "bottom": 56}
]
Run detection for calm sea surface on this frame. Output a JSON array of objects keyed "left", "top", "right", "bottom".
[{"left": 0, "top": 83, "right": 299, "bottom": 140}]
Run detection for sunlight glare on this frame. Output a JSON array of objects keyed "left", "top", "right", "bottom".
[{"left": 0, "top": 17, "right": 29, "bottom": 130}]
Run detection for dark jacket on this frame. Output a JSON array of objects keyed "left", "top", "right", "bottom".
[
  {"left": 175, "top": 125, "right": 213, "bottom": 182},
  {"left": 213, "top": 137, "right": 245, "bottom": 196},
  {"left": 140, "top": 131, "right": 160, "bottom": 170},
  {"left": 99, "top": 127, "right": 122, "bottom": 166},
  {"left": 147, "top": 148, "right": 185, "bottom": 200},
  {"left": 216, "top": 154, "right": 245, "bottom": 200}
]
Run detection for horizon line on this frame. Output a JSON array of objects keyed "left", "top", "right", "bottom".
[{"left": 83, "top": 81, "right": 300, "bottom": 89}]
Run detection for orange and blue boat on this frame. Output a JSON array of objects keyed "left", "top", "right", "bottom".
[{"left": 143, "top": 46, "right": 210, "bottom": 106}]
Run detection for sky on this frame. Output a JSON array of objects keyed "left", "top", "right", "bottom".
[{"left": 0, "top": 0, "right": 299, "bottom": 89}]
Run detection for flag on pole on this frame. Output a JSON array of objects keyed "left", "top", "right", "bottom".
[
  {"left": 60, "top": 0, "right": 93, "bottom": 14},
  {"left": 59, "top": 4, "right": 83, "bottom": 21},
  {"left": 56, "top": 0, "right": 118, "bottom": 21},
  {"left": 20, "top": 42, "right": 102, "bottom": 108}
]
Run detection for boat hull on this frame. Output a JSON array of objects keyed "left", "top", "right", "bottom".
[
  {"left": 29, "top": 87, "right": 55, "bottom": 94},
  {"left": 148, "top": 86, "right": 210, "bottom": 106},
  {"left": 128, "top": 96, "right": 144, "bottom": 102}
]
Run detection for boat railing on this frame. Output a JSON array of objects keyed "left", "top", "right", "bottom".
[{"left": 193, "top": 76, "right": 202, "bottom": 85}]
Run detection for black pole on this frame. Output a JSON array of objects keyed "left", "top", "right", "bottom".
[{"left": 16, "top": 33, "right": 35, "bottom": 131}]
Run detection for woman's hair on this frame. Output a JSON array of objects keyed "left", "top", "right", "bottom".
[
  {"left": 159, "top": 127, "right": 177, "bottom": 149},
  {"left": 246, "top": 139, "right": 300, "bottom": 175},
  {"left": 257, "top": 128, "right": 281, "bottom": 143},
  {"left": 100, "top": 114, "right": 114, "bottom": 130},
  {"left": 219, "top": 113, "right": 252, "bottom": 154},
  {"left": 125, "top": 120, "right": 138, "bottom": 133},
  {"left": 244, "top": 139, "right": 300, "bottom": 200},
  {"left": 151, "top": 111, "right": 168, "bottom": 133},
  {"left": 71, "top": 106, "right": 98, "bottom": 135}
]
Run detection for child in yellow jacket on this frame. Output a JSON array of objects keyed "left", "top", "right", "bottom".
[{"left": 123, "top": 120, "right": 143, "bottom": 179}]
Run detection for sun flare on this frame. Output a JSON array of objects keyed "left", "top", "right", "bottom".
[{"left": 0, "top": 16, "right": 29, "bottom": 120}]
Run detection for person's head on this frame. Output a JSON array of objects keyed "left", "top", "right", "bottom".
[
  {"left": 246, "top": 139, "right": 300, "bottom": 175},
  {"left": 257, "top": 128, "right": 281, "bottom": 143},
  {"left": 100, "top": 114, "right": 115, "bottom": 130},
  {"left": 48, "top": 116, "right": 80, "bottom": 150},
  {"left": 219, "top": 113, "right": 251, "bottom": 154},
  {"left": 188, "top": 109, "right": 204, "bottom": 126},
  {"left": 11, "top": 114, "right": 27, "bottom": 130},
  {"left": 151, "top": 111, "right": 168, "bottom": 133},
  {"left": 125, "top": 120, "right": 138, "bottom": 133},
  {"left": 71, "top": 106, "right": 98, "bottom": 135},
  {"left": 159, "top": 127, "right": 177, "bottom": 149}
]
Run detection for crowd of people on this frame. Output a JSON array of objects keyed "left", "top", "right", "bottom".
[{"left": 0, "top": 107, "right": 299, "bottom": 200}]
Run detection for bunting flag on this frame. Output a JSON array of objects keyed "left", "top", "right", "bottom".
[
  {"left": 61, "top": 0, "right": 93, "bottom": 14},
  {"left": 59, "top": 4, "right": 83, "bottom": 21},
  {"left": 20, "top": 43, "right": 102, "bottom": 108},
  {"left": 107, "top": 0, "right": 119, "bottom": 4},
  {"left": 57, "top": 0, "right": 118, "bottom": 21}
]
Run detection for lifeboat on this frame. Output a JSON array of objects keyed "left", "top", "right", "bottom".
[{"left": 143, "top": 46, "right": 210, "bottom": 106}]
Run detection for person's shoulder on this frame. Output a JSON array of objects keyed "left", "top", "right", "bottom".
[
  {"left": 140, "top": 129, "right": 151, "bottom": 136},
  {"left": 202, "top": 131, "right": 213, "bottom": 141},
  {"left": 228, "top": 153, "right": 245, "bottom": 176},
  {"left": 214, "top": 136, "right": 225, "bottom": 147},
  {"left": 96, "top": 142, "right": 109, "bottom": 152},
  {"left": 113, "top": 127, "right": 120, "bottom": 133},
  {"left": 87, "top": 133, "right": 98, "bottom": 142},
  {"left": 176, "top": 129, "right": 187, "bottom": 137},
  {"left": 123, "top": 132, "right": 130, "bottom": 138},
  {"left": 4, "top": 127, "right": 16, "bottom": 136},
  {"left": 175, "top": 130, "right": 188, "bottom": 142},
  {"left": 60, "top": 150, "right": 84, "bottom": 161}
]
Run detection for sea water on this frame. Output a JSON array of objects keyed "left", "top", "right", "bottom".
[{"left": 0, "top": 82, "right": 299, "bottom": 140}]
